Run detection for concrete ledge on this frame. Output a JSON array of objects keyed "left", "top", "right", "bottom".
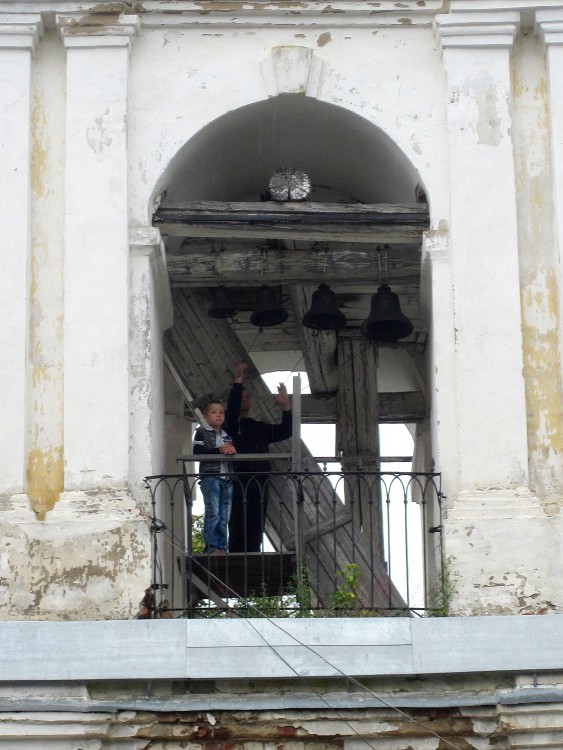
[{"left": 1, "top": 615, "right": 562, "bottom": 681}]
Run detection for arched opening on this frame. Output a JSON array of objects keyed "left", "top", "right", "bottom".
[
  {"left": 151, "top": 94, "right": 437, "bottom": 616},
  {"left": 156, "top": 95, "right": 427, "bottom": 386}
]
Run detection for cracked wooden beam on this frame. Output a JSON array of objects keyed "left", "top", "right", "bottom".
[
  {"left": 154, "top": 200, "right": 429, "bottom": 243},
  {"left": 301, "top": 391, "right": 426, "bottom": 424},
  {"left": 167, "top": 240, "right": 421, "bottom": 287}
]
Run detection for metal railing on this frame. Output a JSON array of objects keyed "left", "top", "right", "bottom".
[{"left": 145, "top": 455, "right": 443, "bottom": 618}]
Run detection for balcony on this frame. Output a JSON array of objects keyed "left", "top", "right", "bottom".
[{"left": 145, "top": 455, "right": 442, "bottom": 618}]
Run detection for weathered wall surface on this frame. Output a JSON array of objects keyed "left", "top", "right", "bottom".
[
  {"left": 0, "top": 491, "right": 150, "bottom": 620},
  {"left": 440, "top": 9, "right": 563, "bottom": 616},
  {"left": 512, "top": 29, "right": 563, "bottom": 502},
  {"left": 0, "top": 702, "right": 530, "bottom": 748},
  {"left": 0, "top": 0, "right": 561, "bottom": 620},
  {"left": 0, "top": 7, "right": 163, "bottom": 620},
  {"left": 1, "top": 614, "right": 563, "bottom": 747},
  {"left": 128, "top": 23, "right": 450, "bottom": 224}
]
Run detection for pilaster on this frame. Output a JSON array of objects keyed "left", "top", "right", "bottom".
[
  {"left": 58, "top": 15, "right": 139, "bottom": 490},
  {"left": 499, "top": 701, "right": 563, "bottom": 749},
  {"left": 129, "top": 226, "right": 172, "bottom": 496},
  {"left": 0, "top": 14, "right": 42, "bottom": 494},
  {"left": 536, "top": 9, "right": 563, "bottom": 409},
  {"left": 433, "top": 10, "right": 558, "bottom": 615},
  {"left": 435, "top": 10, "right": 529, "bottom": 492},
  {"left": 420, "top": 228, "right": 458, "bottom": 497}
]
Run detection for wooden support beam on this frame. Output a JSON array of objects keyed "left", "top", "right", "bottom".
[
  {"left": 336, "top": 334, "right": 381, "bottom": 463},
  {"left": 167, "top": 241, "right": 421, "bottom": 287},
  {"left": 154, "top": 200, "right": 429, "bottom": 243},
  {"left": 183, "top": 393, "right": 424, "bottom": 424},
  {"left": 301, "top": 391, "right": 426, "bottom": 424},
  {"left": 336, "top": 333, "right": 383, "bottom": 560}
]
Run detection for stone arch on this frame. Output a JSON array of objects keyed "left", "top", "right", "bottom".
[
  {"left": 154, "top": 92, "right": 424, "bottom": 207},
  {"left": 154, "top": 89, "right": 427, "bottom": 379}
]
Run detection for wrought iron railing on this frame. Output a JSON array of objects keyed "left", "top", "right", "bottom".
[{"left": 145, "top": 456, "right": 442, "bottom": 618}]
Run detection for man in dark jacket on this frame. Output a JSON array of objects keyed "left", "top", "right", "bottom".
[{"left": 224, "top": 362, "right": 292, "bottom": 552}]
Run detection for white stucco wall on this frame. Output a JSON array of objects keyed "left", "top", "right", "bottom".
[
  {"left": 127, "top": 24, "right": 450, "bottom": 225},
  {"left": 0, "top": 0, "right": 562, "bottom": 620}
]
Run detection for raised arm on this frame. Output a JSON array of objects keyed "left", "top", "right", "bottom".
[
  {"left": 224, "top": 361, "right": 247, "bottom": 433},
  {"left": 269, "top": 383, "right": 293, "bottom": 443}
]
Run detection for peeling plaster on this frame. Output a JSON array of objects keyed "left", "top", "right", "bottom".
[
  {"left": 0, "top": 492, "right": 151, "bottom": 620},
  {"left": 27, "top": 447, "right": 64, "bottom": 521},
  {"left": 31, "top": 96, "right": 49, "bottom": 200},
  {"left": 511, "top": 33, "right": 563, "bottom": 503},
  {"left": 317, "top": 31, "right": 332, "bottom": 47},
  {"left": 29, "top": 45, "right": 65, "bottom": 522},
  {"left": 66, "top": 10, "right": 124, "bottom": 27},
  {"left": 86, "top": 110, "right": 115, "bottom": 153},
  {"left": 475, "top": 85, "right": 502, "bottom": 147},
  {"left": 191, "top": 1, "right": 309, "bottom": 11},
  {"left": 522, "top": 271, "right": 563, "bottom": 456}
]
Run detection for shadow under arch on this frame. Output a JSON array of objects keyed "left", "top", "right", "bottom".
[{"left": 153, "top": 94, "right": 425, "bottom": 206}]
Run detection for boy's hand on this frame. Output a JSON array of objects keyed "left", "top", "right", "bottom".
[{"left": 220, "top": 443, "right": 237, "bottom": 455}]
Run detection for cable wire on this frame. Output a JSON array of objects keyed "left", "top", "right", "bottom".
[{"left": 146, "top": 512, "right": 463, "bottom": 750}]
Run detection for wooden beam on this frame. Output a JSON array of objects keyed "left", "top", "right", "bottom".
[
  {"left": 154, "top": 200, "right": 429, "bottom": 243},
  {"left": 301, "top": 392, "right": 427, "bottom": 424},
  {"left": 336, "top": 335, "right": 381, "bottom": 461},
  {"left": 336, "top": 334, "right": 383, "bottom": 559},
  {"left": 167, "top": 242, "right": 421, "bottom": 287}
]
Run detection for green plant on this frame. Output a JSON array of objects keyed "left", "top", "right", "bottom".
[
  {"left": 285, "top": 566, "right": 313, "bottom": 616},
  {"left": 190, "top": 563, "right": 380, "bottom": 619},
  {"left": 235, "top": 585, "right": 287, "bottom": 618},
  {"left": 331, "top": 563, "right": 360, "bottom": 611},
  {"left": 234, "top": 567, "right": 313, "bottom": 618},
  {"left": 428, "top": 562, "right": 456, "bottom": 617},
  {"left": 193, "top": 599, "right": 229, "bottom": 618},
  {"left": 191, "top": 513, "right": 205, "bottom": 553}
]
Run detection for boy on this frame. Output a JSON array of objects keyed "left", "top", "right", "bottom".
[{"left": 193, "top": 400, "right": 237, "bottom": 554}]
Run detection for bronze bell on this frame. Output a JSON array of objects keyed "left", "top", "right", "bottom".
[
  {"left": 361, "top": 284, "right": 413, "bottom": 342},
  {"left": 207, "top": 287, "right": 237, "bottom": 319},
  {"left": 302, "top": 284, "right": 347, "bottom": 331},
  {"left": 250, "top": 285, "right": 288, "bottom": 328}
]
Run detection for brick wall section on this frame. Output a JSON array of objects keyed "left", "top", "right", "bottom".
[{"left": 131, "top": 708, "right": 482, "bottom": 747}]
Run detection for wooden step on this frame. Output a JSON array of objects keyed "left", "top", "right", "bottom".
[{"left": 187, "top": 552, "right": 296, "bottom": 601}]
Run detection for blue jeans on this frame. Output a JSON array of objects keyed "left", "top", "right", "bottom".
[{"left": 200, "top": 476, "right": 233, "bottom": 552}]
